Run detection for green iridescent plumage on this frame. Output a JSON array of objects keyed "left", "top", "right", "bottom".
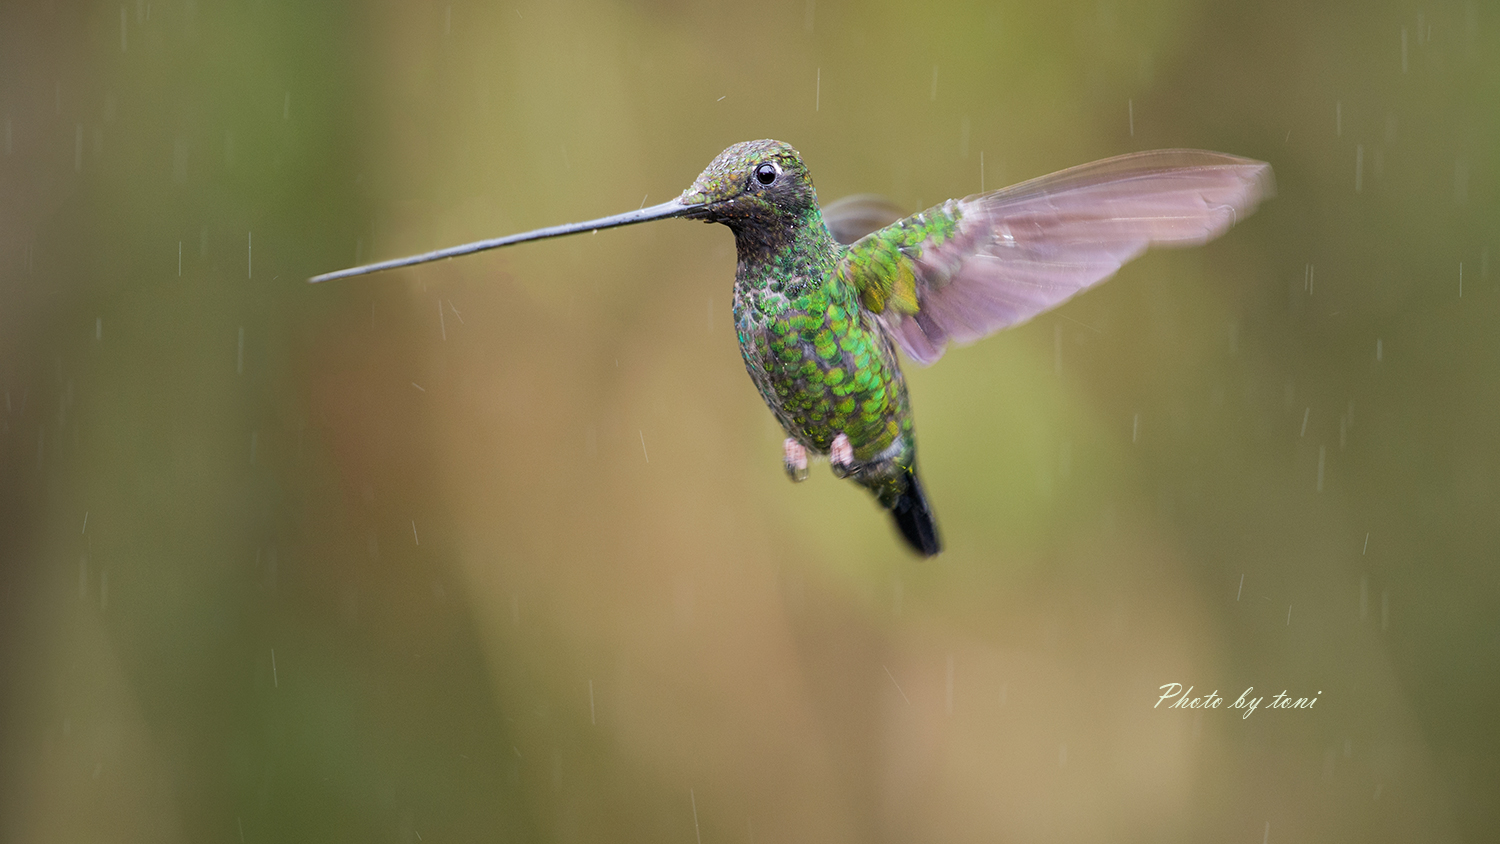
[
  {"left": 312, "top": 139, "right": 1273, "bottom": 557},
  {"left": 841, "top": 202, "right": 963, "bottom": 315},
  {"left": 685, "top": 140, "right": 934, "bottom": 550},
  {"left": 687, "top": 140, "right": 1270, "bottom": 556}
]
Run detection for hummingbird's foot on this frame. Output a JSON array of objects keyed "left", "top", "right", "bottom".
[
  {"left": 783, "top": 438, "right": 809, "bottom": 482},
  {"left": 829, "top": 433, "right": 857, "bottom": 479}
]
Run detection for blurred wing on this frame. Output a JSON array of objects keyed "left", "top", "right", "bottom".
[
  {"left": 839, "top": 149, "right": 1274, "bottom": 365},
  {"left": 821, "top": 194, "right": 906, "bottom": 245}
]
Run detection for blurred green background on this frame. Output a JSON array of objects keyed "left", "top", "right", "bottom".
[{"left": 1, "top": 1, "right": 1496, "bottom": 842}]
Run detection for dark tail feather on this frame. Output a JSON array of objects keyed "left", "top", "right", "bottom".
[{"left": 891, "top": 466, "right": 941, "bottom": 557}]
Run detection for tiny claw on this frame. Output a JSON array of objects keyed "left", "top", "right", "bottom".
[
  {"left": 783, "top": 438, "right": 809, "bottom": 482},
  {"left": 829, "top": 433, "right": 856, "bottom": 479}
]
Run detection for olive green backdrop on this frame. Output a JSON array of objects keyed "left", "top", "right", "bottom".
[{"left": 1, "top": 1, "right": 1495, "bottom": 842}]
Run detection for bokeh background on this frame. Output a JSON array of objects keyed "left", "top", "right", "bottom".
[{"left": 2, "top": 1, "right": 1496, "bottom": 842}]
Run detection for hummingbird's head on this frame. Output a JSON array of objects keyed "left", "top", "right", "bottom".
[{"left": 678, "top": 139, "right": 820, "bottom": 232}]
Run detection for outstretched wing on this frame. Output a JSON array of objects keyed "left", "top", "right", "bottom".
[
  {"left": 837, "top": 149, "right": 1274, "bottom": 365},
  {"left": 821, "top": 194, "right": 906, "bottom": 245}
]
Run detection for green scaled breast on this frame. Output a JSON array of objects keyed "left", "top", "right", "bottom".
[{"left": 730, "top": 207, "right": 915, "bottom": 478}]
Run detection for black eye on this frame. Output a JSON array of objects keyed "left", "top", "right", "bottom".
[{"left": 754, "top": 163, "right": 778, "bottom": 186}]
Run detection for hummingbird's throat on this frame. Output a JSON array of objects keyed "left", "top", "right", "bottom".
[
  {"left": 731, "top": 207, "right": 841, "bottom": 299},
  {"left": 729, "top": 205, "right": 834, "bottom": 268}
]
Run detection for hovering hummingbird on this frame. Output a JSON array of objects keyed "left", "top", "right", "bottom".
[{"left": 312, "top": 140, "right": 1271, "bottom": 557}]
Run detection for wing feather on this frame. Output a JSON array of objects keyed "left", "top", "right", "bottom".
[
  {"left": 820, "top": 194, "right": 906, "bottom": 245},
  {"left": 840, "top": 149, "right": 1274, "bottom": 365}
]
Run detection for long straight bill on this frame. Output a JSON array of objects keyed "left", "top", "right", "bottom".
[{"left": 309, "top": 198, "right": 697, "bottom": 283}]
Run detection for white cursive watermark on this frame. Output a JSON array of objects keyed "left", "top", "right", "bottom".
[{"left": 1154, "top": 684, "right": 1321, "bottom": 719}]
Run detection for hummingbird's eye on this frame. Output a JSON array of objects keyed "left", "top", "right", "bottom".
[{"left": 754, "top": 163, "right": 778, "bottom": 186}]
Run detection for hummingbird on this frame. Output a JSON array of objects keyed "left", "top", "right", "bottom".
[{"left": 312, "top": 140, "right": 1271, "bottom": 557}]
